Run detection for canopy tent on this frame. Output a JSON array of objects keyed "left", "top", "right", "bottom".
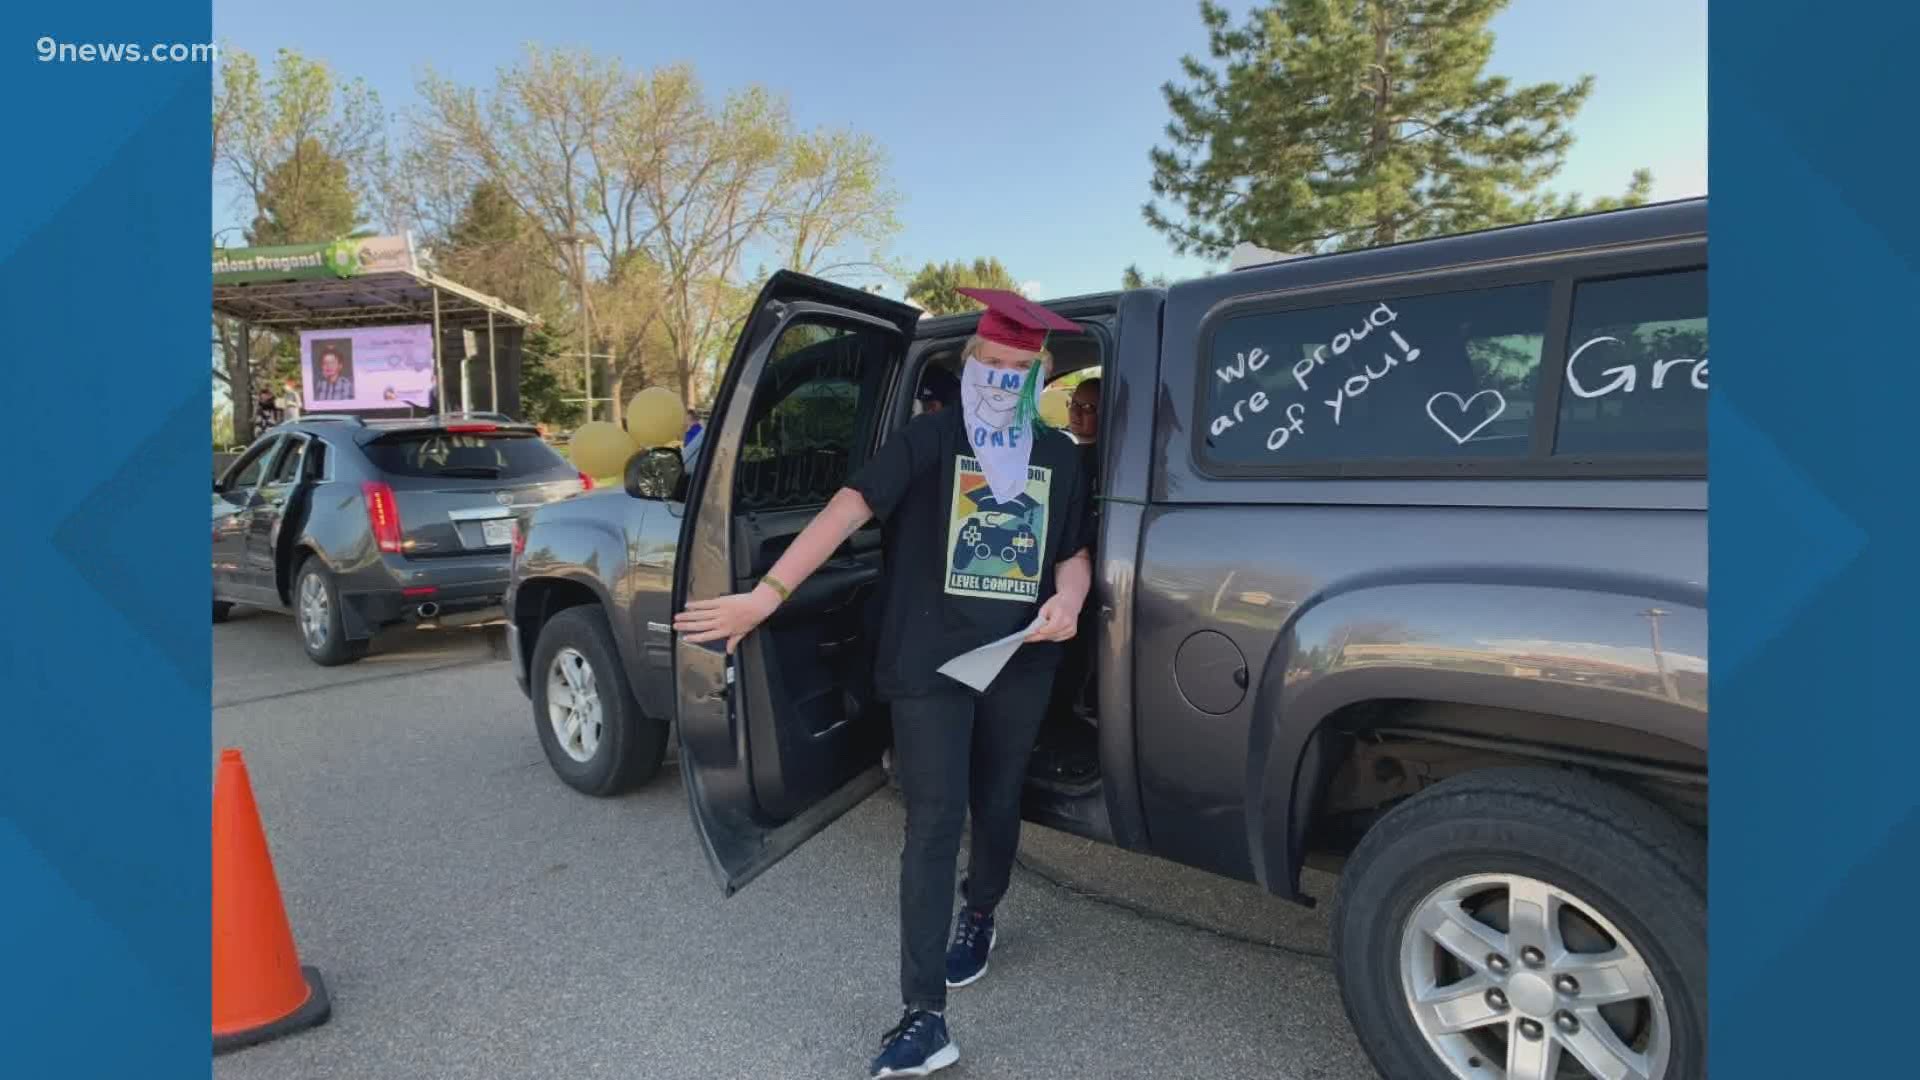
[{"left": 212, "top": 234, "right": 539, "bottom": 432}]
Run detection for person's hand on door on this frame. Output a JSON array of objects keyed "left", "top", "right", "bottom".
[{"left": 674, "top": 585, "right": 781, "bottom": 653}]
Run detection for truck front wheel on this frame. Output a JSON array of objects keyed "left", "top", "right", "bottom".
[
  {"left": 1331, "top": 767, "right": 1705, "bottom": 1080},
  {"left": 530, "top": 605, "right": 667, "bottom": 796}
]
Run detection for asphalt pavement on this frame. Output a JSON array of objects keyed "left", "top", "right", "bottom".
[{"left": 213, "top": 608, "right": 1375, "bottom": 1080}]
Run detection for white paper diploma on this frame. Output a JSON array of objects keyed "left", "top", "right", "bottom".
[{"left": 935, "top": 615, "right": 1046, "bottom": 693}]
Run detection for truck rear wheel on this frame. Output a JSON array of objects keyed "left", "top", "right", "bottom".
[
  {"left": 530, "top": 605, "right": 667, "bottom": 796},
  {"left": 1331, "top": 767, "right": 1705, "bottom": 1080}
]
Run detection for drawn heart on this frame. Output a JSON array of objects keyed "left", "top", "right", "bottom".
[{"left": 1426, "top": 389, "right": 1507, "bottom": 445}]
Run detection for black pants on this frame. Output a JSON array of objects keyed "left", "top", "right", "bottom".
[{"left": 889, "top": 663, "right": 1053, "bottom": 1012}]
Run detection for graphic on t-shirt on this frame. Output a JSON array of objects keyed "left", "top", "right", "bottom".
[{"left": 945, "top": 455, "right": 1051, "bottom": 602}]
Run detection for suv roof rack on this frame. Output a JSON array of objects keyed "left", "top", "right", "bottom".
[{"left": 296, "top": 414, "right": 367, "bottom": 426}]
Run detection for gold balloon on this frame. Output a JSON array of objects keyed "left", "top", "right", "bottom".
[
  {"left": 571, "top": 420, "right": 637, "bottom": 480},
  {"left": 625, "top": 386, "right": 685, "bottom": 449},
  {"left": 1039, "top": 386, "right": 1072, "bottom": 429}
]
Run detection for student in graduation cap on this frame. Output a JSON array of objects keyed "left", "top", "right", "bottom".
[{"left": 674, "top": 288, "right": 1093, "bottom": 1078}]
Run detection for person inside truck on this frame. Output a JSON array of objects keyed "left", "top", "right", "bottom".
[
  {"left": 1033, "top": 375, "right": 1102, "bottom": 782},
  {"left": 1066, "top": 376, "right": 1099, "bottom": 445},
  {"left": 673, "top": 287, "right": 1093, "bottom": 1079},
  {"left": 914, "top": 364, "right": 959, "bottom": 416}
]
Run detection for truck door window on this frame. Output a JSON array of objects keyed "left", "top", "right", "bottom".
[
  {"left": 1201, "top": 283, "right": 1551, "bottom": 467},
  {"left": 735, "top": 318, "right": 886, "bottom": 512},
  {"left": 1553, "top": 269, "right": 1707, "bottom": 457}
]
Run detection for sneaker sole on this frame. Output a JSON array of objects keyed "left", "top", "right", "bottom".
[
  {"left": 872, "top": 1041, "right": 960, "bottom": 1077},
  {"left": 945, "top": 962, "right": 988, "bottom": 989},
  {"left": 945, "top": 929, "right": 996, "bottom": 989}
]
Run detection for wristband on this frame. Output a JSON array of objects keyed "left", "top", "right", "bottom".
[{"left": 760, "top": 574, "right": 792, "bottom": 603}]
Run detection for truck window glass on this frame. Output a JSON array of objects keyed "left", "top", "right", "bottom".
[
  {"left": 224, "top": 439, "right": 278, "bottom": 491},
  {"left": 1554, "top": 269, "right": 1707, "bottom": 457},
  {"left": 735, "top": 319, "right": 882, "bottom": 512},
  {"left": 268, "top": 437, "right": 305, "bottom": 484},
  {"left": 1202, "top": 282, "right": 1551, "bottom": 467}
]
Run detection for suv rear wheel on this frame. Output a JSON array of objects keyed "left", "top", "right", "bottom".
[
  {"left": 530, "top": 605, "right": 667, "bottom": 795},
  {"left": 1332, "top": 767, "right": 1705, "bottom": 1080},
  {"left": 294, "top": 559, "right": 368, "bottom": 667}
]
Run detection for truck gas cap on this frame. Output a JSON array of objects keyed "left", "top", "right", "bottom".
[{"left": 1173, "top": 630, "right": 1250, "bottom": 715}]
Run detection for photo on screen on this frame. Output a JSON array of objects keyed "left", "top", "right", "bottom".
[{"left": 308, "top": 338, "right": 355, "bottom": 404}]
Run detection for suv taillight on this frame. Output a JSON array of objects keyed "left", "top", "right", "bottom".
[
  {"left": 511, "top": 520, "right": 528, "bottom": 560},
  {"left": 362, "top": 481, "right": 405, "bottom": 553},
  {"left": 578, "top": 471, "right": 595, "bottom": 491}
]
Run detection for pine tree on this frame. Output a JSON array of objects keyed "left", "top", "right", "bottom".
[
  {"left": 1122, "top": 264, "right": 1172, "bottom": 289},
  {"left": 1146, "top": 0, "right": 1652, "bottom": 259},
  {"left": 439, "top": 180, "right": 568, "bottom": 318},
  {"left": 247, "top": 137, "right": 361, "bottom": 245}
]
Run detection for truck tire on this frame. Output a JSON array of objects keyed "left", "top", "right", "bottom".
[
  {"left": 530, "top": 605, "right": 667, "bottom": 796},
  {"left": 1331, "top": 767, "right": 1705, "bottom": 1080}
]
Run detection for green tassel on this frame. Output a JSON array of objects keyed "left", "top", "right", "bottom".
[{"left": 1015, "top": 355, "right": 1046, "bottom": 431}]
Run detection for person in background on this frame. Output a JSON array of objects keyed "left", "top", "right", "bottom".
[
  {"left": 1040, "top": 376, "right": 1103, "bottom": 768},
  {"left": 251, "top": 388, "right": 283, "bottom": 439},
  {"left": 1066, "top": 377, "right": 1100, "bottom": 446},
  {"left": 674, "top": 288, "right": 1091, "bottom": 1079},
  {"left": 681, "top": 408, "right": 707, "bottom": 469},
  {"left": 915, "top": 365, "right": 960, "bottom": 416}
]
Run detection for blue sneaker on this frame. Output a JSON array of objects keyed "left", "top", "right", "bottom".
[
  {"left": 869, "top": 1009, "right": 958, "bottom": 1078},
  {"left": 945, "top": 906, "right": 995, "bottom": 988}
]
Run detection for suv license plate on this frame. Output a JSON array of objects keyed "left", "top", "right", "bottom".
[{"left": 482, "top": 519, "right": 515, "bottom": 547}]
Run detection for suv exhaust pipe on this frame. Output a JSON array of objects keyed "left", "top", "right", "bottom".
[{"left": 416, "top": 601, "right": 440, "bottom": 619}]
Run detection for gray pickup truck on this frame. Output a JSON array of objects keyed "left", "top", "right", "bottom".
[{"left": 507, "top": 199, "right": 1708, "bottom": 1080}]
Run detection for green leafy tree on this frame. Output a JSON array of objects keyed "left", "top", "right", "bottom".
[
  {"left": 1146, "top": 0, "right": 1652, "bottom": 259},
  {"left": 905, "top": 257, "right": 1021, "bottom": 315},
  {"left": 213, "top": 46, "right": 387, "bottom": 438},
  {"left": 405, "top": 48, "right": 903, "bottom": 410}
]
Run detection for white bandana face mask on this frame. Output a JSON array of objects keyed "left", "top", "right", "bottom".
[{"left": 960, "top": 355, "right": 1034, "bottom": 505}]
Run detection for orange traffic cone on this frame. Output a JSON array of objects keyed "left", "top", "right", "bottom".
[{"left": 212, "top": 748, "right": 331, "bottom": 1054}]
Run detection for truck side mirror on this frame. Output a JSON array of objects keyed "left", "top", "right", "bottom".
[{"left": 625, "top": 447, "right": 686, "bottom": 501}]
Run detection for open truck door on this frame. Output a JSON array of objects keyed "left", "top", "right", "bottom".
[{"left": 672, "top": 271, "right": 922, "bottom": 895}]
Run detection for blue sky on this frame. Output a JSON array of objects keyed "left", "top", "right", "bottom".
[{"left": 211, "top": 0, "right": 1706, "bottom": 301}]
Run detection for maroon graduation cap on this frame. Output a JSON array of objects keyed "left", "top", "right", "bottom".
[{"left": 955, "top": 287, "right": 1079, "bottom": 352}]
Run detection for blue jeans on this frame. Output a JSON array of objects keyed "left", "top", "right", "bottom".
[{"left": 889, "top": 663, "right": 1053, "bottom": 1011}]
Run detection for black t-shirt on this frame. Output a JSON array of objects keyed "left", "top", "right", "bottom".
[{"left": 850, "top": 408, "right": 1093, "bottom": 700}]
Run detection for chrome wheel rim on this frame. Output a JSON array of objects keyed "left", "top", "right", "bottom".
[
  {"left": 298, "top": 572, "right": 330, "bottom": 651},
  {"left": 1399, "top": 872, "right": 1671, "bottom": 1080},
  {"left": 545, "top": 647, "right": 602, "bottom": 764}
]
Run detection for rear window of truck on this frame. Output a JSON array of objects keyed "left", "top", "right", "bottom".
[
  {"left": 364, "top": 431, "right": 570, "bottom": 480},
  {"left": 1198, "top": 268, "right": 1705, "bottom": 472},
  {"left": 1553, "top": 269, "right": 1707, "bottom": 457},
  {"left": 1202, "top": 283, "right": 1551, "bottom": 465}
]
